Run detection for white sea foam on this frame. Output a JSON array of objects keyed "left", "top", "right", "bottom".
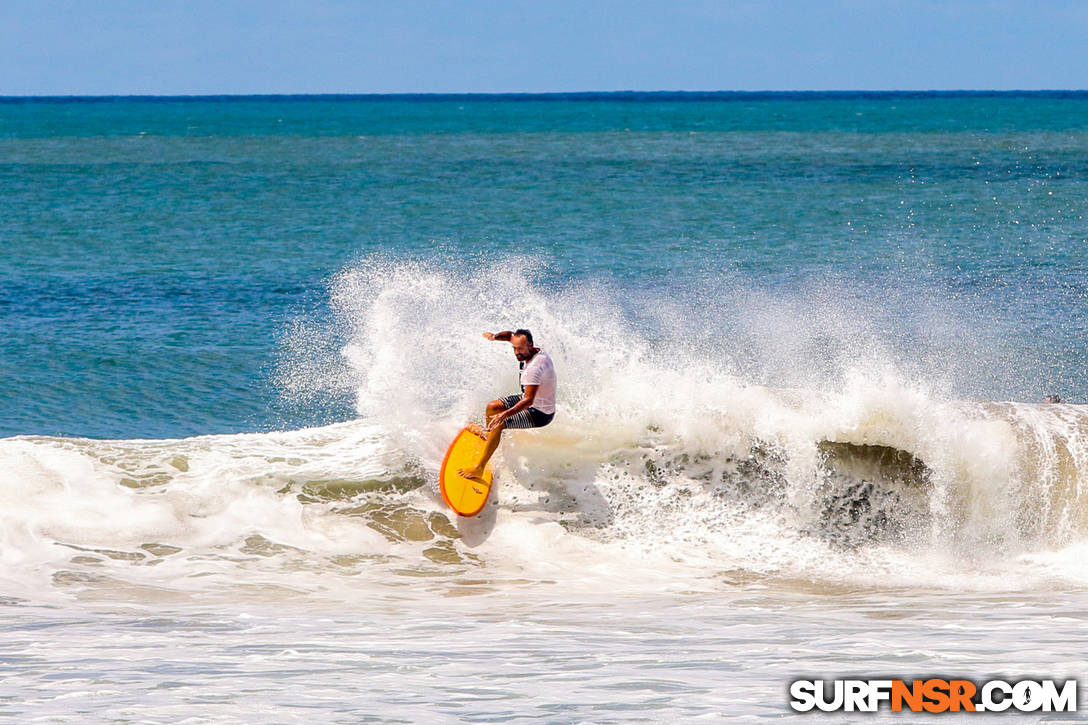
[{"left": 3, "top": 259, "right": 1087, "bottom": 605}]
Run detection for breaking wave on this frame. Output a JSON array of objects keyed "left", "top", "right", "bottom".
[{"left": 3, "top": 257, "right": 1086, "bottom": 604}]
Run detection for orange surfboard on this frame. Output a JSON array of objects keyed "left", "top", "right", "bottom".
[{"left": 439, "top": 427, "right": 494, "bottom": 517}]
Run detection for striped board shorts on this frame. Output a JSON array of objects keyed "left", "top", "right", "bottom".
[{"left": 499, "top": 394, "right": 555, "bottom": 429}]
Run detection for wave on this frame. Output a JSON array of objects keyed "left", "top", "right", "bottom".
[{"left": 3, "top": 258, "right": 1086, "bottom": 602}]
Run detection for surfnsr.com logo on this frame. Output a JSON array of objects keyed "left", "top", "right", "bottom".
[{"left": 789, "top": 678, "right": 1078, "bottom": 713}]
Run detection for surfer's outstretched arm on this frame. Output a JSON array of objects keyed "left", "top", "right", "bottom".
[{"left": 483, "top": 331, "right": 513, "bottom": 342}]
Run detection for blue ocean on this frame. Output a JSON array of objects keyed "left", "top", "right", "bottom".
[{"left": 2, "top": 93, "right": 1086, "bottom": 721}]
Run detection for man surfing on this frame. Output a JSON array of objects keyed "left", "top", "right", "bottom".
[{"left": 459, "top": 328, "right": 557, "bottom": 480}]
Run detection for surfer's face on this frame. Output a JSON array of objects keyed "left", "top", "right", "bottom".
[{"left": 512, "top": 335, "right": 533, "bottom": 361}]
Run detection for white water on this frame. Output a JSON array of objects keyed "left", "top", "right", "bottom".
[
  {"left": 3, "top": 260, "right": 1087, "bottom": 720},
  {"left": 3, "top": 389, "right": 1087, "bottom": 603}
]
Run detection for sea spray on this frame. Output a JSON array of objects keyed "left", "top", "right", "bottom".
[{"left": 4, "top": 261, "right": 1087, "bottom": 603}]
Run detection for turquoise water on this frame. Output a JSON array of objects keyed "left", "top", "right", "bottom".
[
  {"left": 4, "top": 92, "right": 1088, "bottom": 438},
  {"left": 4, "top": 94, "right": 1088, "bottom": 721}
]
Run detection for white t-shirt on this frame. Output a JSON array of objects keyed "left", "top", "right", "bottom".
[{"left": 520, "top": 349, "right": 557, "bottom": 415}]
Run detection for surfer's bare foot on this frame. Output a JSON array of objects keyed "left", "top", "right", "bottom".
[
  {"left": 466, "top": 424, "right": 488, "bottom": 440},
  {"left": 458, "top": 466, "right": 484, "bottom": 480}
]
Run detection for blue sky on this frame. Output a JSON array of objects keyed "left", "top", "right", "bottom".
[{"left": 2, "top": 0, "right": 1085, "bottom": 95}]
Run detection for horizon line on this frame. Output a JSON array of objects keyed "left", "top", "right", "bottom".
[{"left": 3, "top": 89, "right": 1088, "bottom": 102}]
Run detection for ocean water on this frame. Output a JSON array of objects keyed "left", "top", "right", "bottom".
[{"left": 2, "top": 93, "right": 1087, "bottom": 721}]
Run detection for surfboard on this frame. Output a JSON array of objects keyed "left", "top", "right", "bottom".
[{"left": 439, "top": 427, "right": 494, "bottom": 517}]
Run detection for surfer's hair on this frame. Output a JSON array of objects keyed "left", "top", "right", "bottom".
[{"left": 513, "top": 328, "right": 533, "bottom": 345}]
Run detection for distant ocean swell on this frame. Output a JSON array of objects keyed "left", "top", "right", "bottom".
[{"left": 2, "top": 257, "right": 1086, "bottom": 604}]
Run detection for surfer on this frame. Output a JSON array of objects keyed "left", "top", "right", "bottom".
[{"left": 459, "top": 328, "right": 556, "bottom": 479}]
